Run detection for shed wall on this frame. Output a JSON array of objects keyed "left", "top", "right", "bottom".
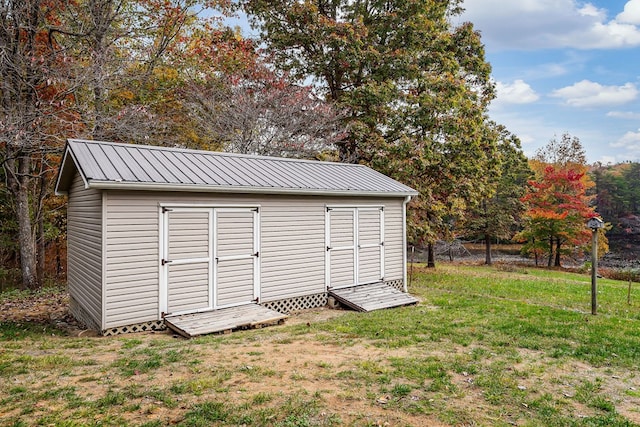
[
  {"left": 103, "top": 191, "right": 405, "bottom": 329},
  {"left": 67, "top": 173, "right": 103, "bottom": 329}
]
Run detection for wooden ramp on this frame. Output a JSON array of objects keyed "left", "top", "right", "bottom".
[
  {"left": 164, "top": 304, "right": 288, "bottom": 338},
  {"left": 328, "top": 282, "right": 418, "bottom": 312}
]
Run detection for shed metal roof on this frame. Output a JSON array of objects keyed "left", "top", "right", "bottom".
[{"left": 55, "top": 139, "right": 418, "bottom": 197}]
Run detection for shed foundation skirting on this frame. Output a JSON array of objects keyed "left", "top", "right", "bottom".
[
  {"left": 102, "top": 321, "right": 166, "bottom": 337},
  {"left": 261, "top": 292, "right": 329, "bottom": 314},
  {"left": 385, "top": 279, "right": 404, "bottom": 291},
  {"left": 69, "top": 296, "right": 100, "bottom": 331}
]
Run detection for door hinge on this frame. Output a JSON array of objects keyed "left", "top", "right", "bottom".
[
  {"left": 254, "top": 251, "right": 259, "bottom": 258},
  {"left": 326, "top": 207, "right": 332, "bottom": 212},
  {"left": 162, "top": 207, "right": 173, "bottom": 213},
  {"left": 326, "top": 246, "right": 331, "bottom": 251},
  {"left": 252, "top": 207, "right": 260, "bottom": 212},
  {"left": 161, "top": 259, "right": 172, "bottom": 266}
]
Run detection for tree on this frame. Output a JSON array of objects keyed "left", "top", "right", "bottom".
[
  {"left": 0, "top": 0, "right": 241, "bottom": 288},
  {"left": 182, "top": 68, "right": 346, "bottom": 158},
  {"left": 516, "top": 135, "right": 605, "bottom": 267},
  {"left": 0, "top": 0, "right": 80, "bottom": 289},
  {"left": 462, "top": 123, "right": 531, "bottom": 265},
  {"left": 244, "top": 0, "right": 499, "bottom": 266}
]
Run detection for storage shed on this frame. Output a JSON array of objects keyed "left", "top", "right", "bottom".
[{"left": 55, "top": 139, "right": 418, "bottom": 336}]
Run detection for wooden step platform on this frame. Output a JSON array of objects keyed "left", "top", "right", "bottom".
[
  {"left": 328, "top": 282, "right": 418, "bottom": 312},
  {"left": 164, "top": 304, "right": 288, "bottom": 338}
]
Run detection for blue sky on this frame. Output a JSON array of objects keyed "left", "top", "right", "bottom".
[
  {"left": 227, "top": 1, "right": 640, "bottom": 164},
  {"left": 458, "top": 0, "right": 640, "bottom": 164}
]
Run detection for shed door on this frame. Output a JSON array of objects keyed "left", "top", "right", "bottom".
[
  {"left": 358, "top": 207, "right": 384, "bottom": 285},
  {"left": 326, "top": 207, "right": 384, "bottom": 290},
  {"left": 327, "top": 209, "right": 356, "bottom": 288},
  {"left": 163, "top": 208, "right": 213, "bottom": 316},
  {"left": 214, "top": 208, "right": 260, "bottom": 308},
  {"left": 160, "top": 206, "right": 259, "bottom": 316}
]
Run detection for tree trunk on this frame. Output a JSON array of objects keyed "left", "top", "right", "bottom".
[
  {"left": 485, "top": 234, "right": 492, "bottom": 265},
  {"left": 9, "top": 157, "right": 38, "bottom": 289},
  {"left": 36, "top": 212, "right": 45, "bottom": 285},
  {"left": 554, "top": 238, "right": 562, "bottom": 267},
  {"left": 547, "top": 236, "right": 553, "bottom": 267},
  {"left": 36, "top": 170, "right": 46, "bottom": 285},
  {"left": 427, "top": 242, "right": 436, "bottom": 268}
]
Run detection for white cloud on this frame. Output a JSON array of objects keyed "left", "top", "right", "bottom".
[
  {"left": 617, "top": 0, "right": 640, "bottom": 24},
  {"left": 460, "top": 0, "right": 640, "bottom": 50},
  {"left": 610, "top": 129, "right": 640, "bottom": 160},
  {"left": 607, "top": 111, "right": 640, "bottom": 119},
  {"left": 612, "top": 128, "right": 640, "bottom": 148},
  {"left": 494, "top": 80, "right": 540, "bottom": 105},
  {"left": 550, "top": 80, "right": 638, "bottom": 107}
]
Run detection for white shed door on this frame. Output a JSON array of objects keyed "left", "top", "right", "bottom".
[
  {"left": 164, "top": 208, "right": 213, "bottom": 315},
  {"left": 214, "top": 208, "right": 259, "bottom": 308},
  {"left": 326, "top": 207, "right": 385, "bottom": 289},
  {"left": 161, "top": 206, "right": 259, "bottom": 316},
  {"left": 358, "top": 208, "right": 384, "bottom": 285},
  {"left": 327, "top": 209, "right": 356, "bottom": 288}
]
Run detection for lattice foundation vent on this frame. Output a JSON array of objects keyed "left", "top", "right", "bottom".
[
  {"left": 102, "top": 320, "right": 166, "bottom": 337},
  {"left": 262, "top": 293, "right": 328, "bottom": 314},
  {"left": 385, "top": 279, "right": 405, "bottom": 291}
]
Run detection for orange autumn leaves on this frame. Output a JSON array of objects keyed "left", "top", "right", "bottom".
[{"left": 516, "top": 159, "right": 606, "bottom": 266}]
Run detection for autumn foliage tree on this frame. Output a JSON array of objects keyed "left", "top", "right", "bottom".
[
  {"left": 516, "top": 134, "right": 606, "bottom": 267},
  {"left": 0, "top": 0, "right": 245, "bottom": 288},
  {"left": 0, "top": 0, "right": 81, "bottom": 289}
]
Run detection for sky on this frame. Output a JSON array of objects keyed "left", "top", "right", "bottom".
[
  {"left": 457, "top": 0, "right": 640, "bottom": 164},
  {"left": 226, "top": 1, "right": 640, "bottom": 164}
]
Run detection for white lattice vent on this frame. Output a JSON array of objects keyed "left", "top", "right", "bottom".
[
  {"left": 102, "top": 321, "right": 166, "bottom": 337},
  {"left": 385, "top": 279, "right": 404, "bottom": 291},
  {"left": 262, "top": 293, "right": 328, "bottom": 314}
]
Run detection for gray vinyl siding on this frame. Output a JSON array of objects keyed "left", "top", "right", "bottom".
[
  {"left": 103, "top": 191, "right": 406, "bottom": 329},
  {"left": 383, "top": 199, "right": 404, "bottom": 280},
  {"left": 67, "top": 173, "right": 102, "bottom": 329},
  {"left": 104, "top": 195, "right": 161, "bottom": 328}
]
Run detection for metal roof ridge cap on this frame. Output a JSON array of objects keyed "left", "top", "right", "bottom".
[{"left": 87, "top": 180, "right": 418, "bottom": 197}]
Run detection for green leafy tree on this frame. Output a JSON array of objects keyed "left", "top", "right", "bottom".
[
  {"left": 462, "top": 124, "right": 531, "bottom": 265},
  {"left": 244, "top": 0, "right": 499, "bottom": 266}
]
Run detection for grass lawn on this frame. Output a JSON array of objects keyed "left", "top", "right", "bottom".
[{"left": 1, "top": 264, "right": 640, "bottom": 426}]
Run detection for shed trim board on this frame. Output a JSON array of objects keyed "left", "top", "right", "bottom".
[
  {"left": 159, "top": 204, "right": 260, "bottom": 318},
  {"left": 325, "top": 205, "right": 385, "bottom": 290},
  {"left": 402, "top": 196, "right": 410, "bottom": 292},
  {"left": 87, "top": 181, "right": 413, "bottom": 198},
  {"left": 101, "top": 191, "right": 108, "bottom": 330}
]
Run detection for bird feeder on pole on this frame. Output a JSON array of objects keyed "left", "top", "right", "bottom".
[{"left": 587, "top": 217, "right": 604, "bottom": 315}]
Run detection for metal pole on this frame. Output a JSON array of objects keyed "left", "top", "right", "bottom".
[{"left": 591, "top": 229, "right": 598, "bottom": 315}]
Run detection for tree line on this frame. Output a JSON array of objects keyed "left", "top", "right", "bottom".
[{"left": 0, "top": 0, "right": 617, "bottom": 290}]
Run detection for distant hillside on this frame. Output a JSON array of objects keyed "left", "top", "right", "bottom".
[
  {"left": 590, "top": 162, "right": 640, "bottom": 234},
  {"left": 590, "top": 162, "right": 640, "bottom": 267}
]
